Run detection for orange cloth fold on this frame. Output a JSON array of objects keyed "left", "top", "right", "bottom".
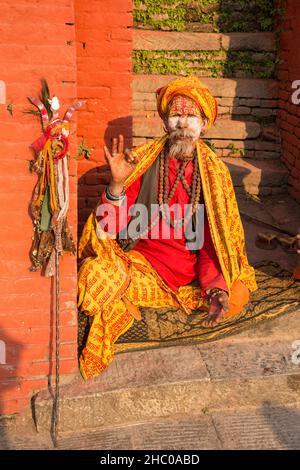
[
  {"left": 225, "top": 279, "right": 250, "bottom": 320},
  {"left": 78, "top": 135, "right": 257, "bottom": 380}
]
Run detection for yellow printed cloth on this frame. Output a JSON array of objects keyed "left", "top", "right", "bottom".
[
  {"left": 128, "top": 137, "right": 257, "bottom": 294},
  {"left": 78, "top": 245, "right": 209, "bottom": 379},
  {"left": 78, "top": 136, "right": 257, "bottom": 379}
]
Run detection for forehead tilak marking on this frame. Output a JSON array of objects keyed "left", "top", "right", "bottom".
[
  {"left": 168, "top": 95, "right": 201, "bottom": 116},
  {"left": 180, "top": 96, "right": 185, "bottom": 114}
]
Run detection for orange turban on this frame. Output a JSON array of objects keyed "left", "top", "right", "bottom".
[{"left": 156, "top": 76, "right": 218, "bottom": 131}]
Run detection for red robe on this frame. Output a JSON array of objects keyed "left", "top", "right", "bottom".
[{"left": 99, "top": 156, "right": 228, "bottom": 293}]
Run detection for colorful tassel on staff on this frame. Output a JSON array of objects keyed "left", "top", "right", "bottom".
[{"left": 28, "top": 87, "right": 85, "bottom": 276}]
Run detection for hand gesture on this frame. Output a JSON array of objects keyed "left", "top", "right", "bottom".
[{"left": 104, "top": 135, "right": 138, "bottom": 191}]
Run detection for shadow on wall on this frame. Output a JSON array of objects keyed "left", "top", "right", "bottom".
[
  {"left": 78, "top": 115, "right": 133, "bottom": 237},
  {"left": 0, "top": 330, "right": 23, "bottom": 449},
  {"left": 0, "top": 274, "right": 64, "bottom": 448}
]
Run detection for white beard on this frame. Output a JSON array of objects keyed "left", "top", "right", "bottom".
[{"left": 168, "top": 129, "right": 197, "bottom": 159}]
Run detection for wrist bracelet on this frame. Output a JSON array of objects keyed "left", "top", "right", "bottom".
[
  {"left": 206, "top": 288, "right": 223, "bottom": 296},
  {"left": 206, "top": 288, "right": 226, "bottom": 303},
  {"left": 105, "top": 185, "right": 126, "bottom": 201}
]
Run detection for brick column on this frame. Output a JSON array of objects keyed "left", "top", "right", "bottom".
[
  {"left": 0, "top": 0, "right": 78, "bottom": 415},
  {"left": 277, "top": 0, "right": 300, "bottom": 202},
  {"left": 75, "top": 0, "right": 133, "bottom": 234}
]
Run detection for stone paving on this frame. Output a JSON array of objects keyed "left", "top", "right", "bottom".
[{"left": 1, "top": 195, "right": 299, "bottom": 450}]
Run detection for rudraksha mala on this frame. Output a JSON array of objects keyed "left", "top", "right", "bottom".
[
  {"left": 158, "top": 145, "right": 201, "bottom": 228},
  {"left": 118, "top": 144, "right": 202, "bottom": 246}
]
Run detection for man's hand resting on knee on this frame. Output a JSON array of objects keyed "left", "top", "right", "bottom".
[{"left": 202, "top": 290, "right": 229, "bottom": 328}]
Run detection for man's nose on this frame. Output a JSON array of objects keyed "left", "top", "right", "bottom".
[{"left": 178, "top": 116, "right": 188, "bottom": 128}]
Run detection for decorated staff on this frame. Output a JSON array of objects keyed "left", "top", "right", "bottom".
[{"left": 27, "top": 80, "right": 84, "bottom": 444}]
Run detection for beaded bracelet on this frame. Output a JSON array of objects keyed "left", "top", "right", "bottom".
[
  {"left": 206, "top": 288, "right": 226, "bottom": 303},
  {"left": 105, "top": 185, "right": 126, "bottom": 201}
]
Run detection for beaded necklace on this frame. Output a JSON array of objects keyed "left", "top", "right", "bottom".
[
  {"left": 118, "top": 146, "right": 201, "bottom": 246},
  {"left": 158, "top": 145, "right": 201, "bottom": 228}
]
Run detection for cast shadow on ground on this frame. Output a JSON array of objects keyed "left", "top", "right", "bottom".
[{"left": 261, "top": 400, "right": 300, "bottom": 449}]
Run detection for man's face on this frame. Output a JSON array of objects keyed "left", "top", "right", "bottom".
[{"left": 165, "top": 95, "right": 207, "bottom": 141}]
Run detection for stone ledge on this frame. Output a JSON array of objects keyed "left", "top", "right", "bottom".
[
  {"left": 33, "top": 306, "right": 300, "bottom": 433},
  {"left": 6, "top": 402, "right": 300, "bottom": 449},
  {"left": 211, "top": 405, "right": 300, "bottom": 450},
  {"left": 133, "top": 116, "right": 261, "bottom": 140},
  {"left": 222, "top": 157, "right": 289, "bottom": 194},
  {"left": 133, "top": 75, "right": 278, "bottom": 99},
  {"left": 34, "top": 372, "right": 300, "bottom": 433},
  {"left": 133, "top": 30, "right": 276, "bottom": 52},
  {"left": 198, "top": 339, "right": 300, "bottom": 381}
]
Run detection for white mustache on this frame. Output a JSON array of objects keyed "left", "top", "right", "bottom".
[{"left": 168, "top": 129, "right": 196, "bottom": 140}]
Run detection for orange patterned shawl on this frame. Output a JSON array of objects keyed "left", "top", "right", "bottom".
[
  {"left": 79, "top": 136, "right": 257, "bottom": 300},
  {"left": 128, "top": 136, "right": 257, "bottom": 294}
]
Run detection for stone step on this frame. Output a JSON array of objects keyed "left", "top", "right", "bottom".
[
  {"left": 133, "top": 115, "right": 262, "bottom": 140},
  {"left": 6, "top": 401, "right": 300, "bottom": 449},
  {"left": 33, "top": 313, "right": 300, "bottom": 433},
  {"left": 238, "top": 192, "right": 300, "bottom": 237},
  {"left": 133, "top": 31, "right": 276, "bottom": 78},
  {"left": 134, "top": 30, "right": 276, "bottom": 52},
  {"left": 133, "top": 75, "right": 278, "bottom": 99},
  {"left": 133, "top": 75, "right": 278, "bottom": 127},
  {"left": 132, "top": 135, "right": 281, "bottom": 160},
  {"left": 133, "top": 115, "right": 281, "bottom": 149},
  {"left": 132, "top": 139, "right": 281, "bottom": 164},
  {"left": 9, "top": 403, "right": 300, "bottom": 449},
  {"left": 133, "top": 2, "right": 276, "bottom": 37},
  {"left": 222, "top": 157, "right": 289, "bottom": 195},
  {"left": 133, "top": 115, "right": 284, "bottom": 166}
]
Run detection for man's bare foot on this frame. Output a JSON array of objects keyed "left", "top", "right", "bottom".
[{"left": 202, "top": 291, "right": 229, "bottom": 328}]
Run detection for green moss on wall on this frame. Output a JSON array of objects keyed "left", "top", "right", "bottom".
[
  {"left": 133, "top": 0, "right": 275, "bottom": 33},
  {"left": 133, "top": 49, "right": 275, "bottom": 78}
]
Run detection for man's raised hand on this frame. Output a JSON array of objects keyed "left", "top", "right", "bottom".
[{"left": 104, "top": 134, "right": 138, "bottom": 196}]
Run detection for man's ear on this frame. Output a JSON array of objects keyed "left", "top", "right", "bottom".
[
  {"left": 163, "top": 117, "right": 169, "bottom": 134},
  {"left": 200, "top": 118, "right": 208, "bottom": 134}
]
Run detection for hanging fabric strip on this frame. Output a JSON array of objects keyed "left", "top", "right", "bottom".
[
  {"left": 28, "top": 96, "right": 49, "bottom": 126},
  {"left": 63, "top": 100, "right": 85, "bottom": 122}
]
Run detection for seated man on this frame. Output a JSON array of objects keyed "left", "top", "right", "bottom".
[{"left": 78, "top": 76, "right": 257, "bottom": 380}]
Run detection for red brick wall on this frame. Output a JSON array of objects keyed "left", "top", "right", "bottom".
[
  {"left": 0, "top": 0, "right": 133, "bottom": 416},
  {"left": 0, "top": 0, "right": 78, "bottom": 416},
  {"left": 277, "top": 0, "right": 300, "bottom": 202},
  {"left": 75, "top": 0, "right": 133, "bottom": 234}
]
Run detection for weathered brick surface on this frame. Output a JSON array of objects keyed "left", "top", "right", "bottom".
[
  {"left": 0, "top": 0, "right": 78, "bottom": 415},
  {"left": 134, "top": 30, "right": 276, "bottom": 52},
  {"left": 276, "top": 0, "right": 300, "bottom": 202},
  {"left": 133, "top": 75, "right": 279, "bottom": 98},
  {"left": 0, "top": 0, "right": 133, "bottom": 416},
  {"left": 133, "top": 116, "right": 261, "bottom": 140},
  {"left": 75, "top": 0, "right": 133, "bottom": 231},
  {"left": 133, "top": 75, "right": 279, "bottom": 160}
]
